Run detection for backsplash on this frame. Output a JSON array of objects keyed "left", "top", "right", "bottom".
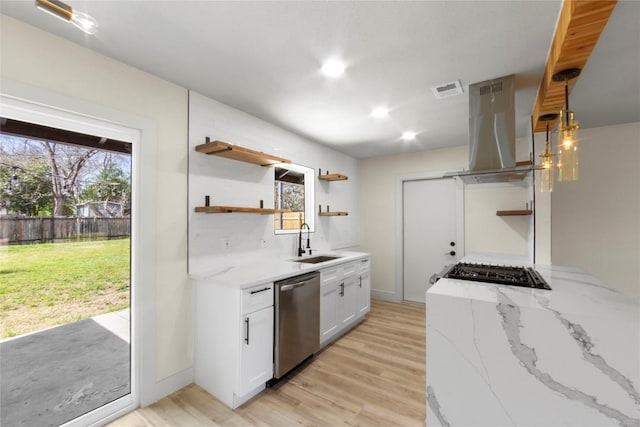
[{"left": 188, "top": 91, "right": 359, "bottom": 273}]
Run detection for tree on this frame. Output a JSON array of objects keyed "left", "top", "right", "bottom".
[
  {"left": 1, "top": 135, "right": 131, "bottom": 217},
  {"left": 42, "top": 141, "right": 98, "bottom": 216},
  {"left": 80, "top": 157, "right": 131, "bottom": 213},
  {"left": 0, "top": 159, "right": 53, "bottom": 216}
]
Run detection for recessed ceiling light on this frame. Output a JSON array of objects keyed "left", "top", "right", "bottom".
[
  {"left": 402, "top": 131, "right": 416, "bottom": 141},
  {"left": 371, "top": 107, "right": 389, "bottom": 119},
  {"left": 321, "top": 60, "right": 346, "bottom": 78}
]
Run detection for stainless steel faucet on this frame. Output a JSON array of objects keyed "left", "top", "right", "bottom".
[{"left": 298, "top": 222, "right": 311, "bottom": 256}]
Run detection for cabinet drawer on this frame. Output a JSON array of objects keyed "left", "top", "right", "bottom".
[
  {"left": 241, "top": 283, "right": 273, "bottom": 315},
  {"left": 342, "top": 261, "right": 357, "bottom": 278},
  {"left": 320, "top": 267, "right": 340, "bottom": 287},
  {"left": 358, "top": 258, "right": 370, "bottom": 274}
]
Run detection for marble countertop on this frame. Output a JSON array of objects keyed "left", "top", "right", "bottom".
[
  {"left": 426, "top": 260, "right": 640, "bottom": 426},
  {"left": 190, "top": 251, "right": 369, "bottom": 289}
]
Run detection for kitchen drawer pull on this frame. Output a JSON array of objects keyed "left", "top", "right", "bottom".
[
  {"left": 244, "top": 317, "right": 250, "bottom": 345},
  {"left": 359, "top": 277, "right": 362, "bottom": 288},
  {"left": 250, "top": 287, "right": 271, "bottom": 295},
  {"left": 339, "top": 282, "right": 345, "bottom": 296},
  {"left": 361, "top": 259, "right": 369, "bottom": 263}
]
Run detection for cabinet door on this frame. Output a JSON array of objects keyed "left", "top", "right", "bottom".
[
  {"left": 238, "top": 306, "right": 273, "bottom": 396},
  {"left": 357, "top": 271, "right": 371, "bottom": 316},
  {"left": 320, "top": 283, "right": 339, "bottom": 345},
  {"left": 339, "top": 276, "right": 358, "bottom": 327}
]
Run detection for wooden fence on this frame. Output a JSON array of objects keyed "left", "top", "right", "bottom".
[
  {"left": 0, "top": 217, "right": 131, "bottom": 244},
  {"left": 274, "top": 212, "right": 305, "bottom": 231}
]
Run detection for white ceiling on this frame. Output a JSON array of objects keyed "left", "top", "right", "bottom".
[{"left": 1, "top": 1, "right": 638, "bottom": 159}]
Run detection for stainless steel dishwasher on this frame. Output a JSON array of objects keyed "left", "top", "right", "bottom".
[{"left": 274, "top": 271, "right": 320, "bottom": 379}]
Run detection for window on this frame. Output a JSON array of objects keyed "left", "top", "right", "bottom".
[{"left": 274, "top": 163, "right": 314, "bottom": 234}]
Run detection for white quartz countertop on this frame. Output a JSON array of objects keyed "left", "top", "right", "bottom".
[
  {"left": 428, "top": 263, "right": 638, "bottom": 319},
  {"left": 426, "top": 260, "right": 640, "bottom": 426},
  {"left": 190, "top": 251, "right": 369, "bottom": 289}
]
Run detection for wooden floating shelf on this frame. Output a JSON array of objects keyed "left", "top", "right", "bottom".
[
  {"left": 319, "top": 173, "right": 348, "bottom": 181},
  {"left": 515, "top": 160, "right": 533, "bottom": 167},
  {"left": 196, "top": 206, "right": 291, "bottom": 215},
  {"left": 319, "top": 211, "right": 349, "bottom": 216},
  {"left": 531, "top": 0, "right": 616, "bottom": 133},
  {"left": 195, "top": 139, "right": 291, "bottom": 166},
  {"left": 496, "top": 210, "right": 533, "bottom": 216}
]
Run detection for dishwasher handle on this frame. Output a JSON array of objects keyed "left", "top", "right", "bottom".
[{"left": 280, "top": 281, "right": 307, "bottom": 292}]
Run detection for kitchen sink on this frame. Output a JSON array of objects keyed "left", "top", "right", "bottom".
[{"left": 294, "top": 255, "right": 342, "bottom": 264}]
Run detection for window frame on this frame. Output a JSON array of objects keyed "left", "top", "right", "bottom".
[{"left": 274, "top": 162, "right": 315, "bottom": 235}]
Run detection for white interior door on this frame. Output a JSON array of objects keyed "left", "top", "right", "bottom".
[{"left": 403, "top": 178, "right": 458, "bottom": 303}]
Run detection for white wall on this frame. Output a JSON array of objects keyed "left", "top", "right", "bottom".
[
  {"left": 359, "top": 145, "right": 467, "bottom": 298},
  {"left": 188, "top": 91, "right": 359, "bottom": 272},
  {"left": 0, "top": 15, "right": 191, "bottom": 398},
  {"left": 359, "top": 138, "right": 534, "bottom": 299},
  {"left": 464, "top": 136, "right": 534, "bottom": 260},
  {"left": 359, "top": 121, "right": 639, "bottom": 301},
  {"left": 552, "top": 122, "right": 640, "bottom": 300},
  {"left": 464, "top": 180, "right": 532, "bottom": 257}
]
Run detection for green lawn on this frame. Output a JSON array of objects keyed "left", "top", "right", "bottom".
[{"left": 0, "top": 238, "right": 130, "bottom": 338}]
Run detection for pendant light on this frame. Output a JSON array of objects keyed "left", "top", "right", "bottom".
[
  {"left": 552, "top": 68, "right": 581, "bottom": 182},
  {"left": 538, "top": 113, "right": 558, "bottom": 193}
]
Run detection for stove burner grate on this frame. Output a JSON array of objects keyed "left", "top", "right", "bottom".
[{"left": 443, "top": 262, "right": 551, "bottom": 290}]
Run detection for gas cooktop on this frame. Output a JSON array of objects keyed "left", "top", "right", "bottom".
[{"left": 443, "top": 262, "right": 551, "bottom": 290}]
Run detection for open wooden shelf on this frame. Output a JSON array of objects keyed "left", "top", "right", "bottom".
[
  {"left": 515, "top": 160, "right": 533, "bottom": 167},
  {"left": 319, "top": 211, "right": 349, "bottom": 216},
  {"left": 319, "top": 173, "right": 348, "bottom": 181},
  {"left": 195, "top": 206, "right": 291, "bottom": 215},
  {"left": 195, "top": 138, "right": 291, "bottom": 166},
  {"left": 496, "top": 210, "right": 533, "bottom": 216}
]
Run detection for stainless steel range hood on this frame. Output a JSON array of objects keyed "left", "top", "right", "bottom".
[{"left": 446, "top": 74, "right": 530, "bottom": 184}]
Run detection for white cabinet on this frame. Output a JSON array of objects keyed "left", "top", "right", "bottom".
[
  {"left": 238, "top": 305, "right": 273, "bottom": 396},
  {"left": 339, "top": 276, "right": 358, "bottom": 327},
  {"left": 238, "top": 285, "right": 274, "bottom": 397},
  {"left": 320, "top": 265, "right": 340, "bottom": 345},
  {"left": 357, "top": 258, "right": 371, "bottom": 316},
  {"left": 194, "top": 281, "right": 274, "bottom": 409},
  {"left": 320, "top": 256, "right": 371, "bottom": 347}
]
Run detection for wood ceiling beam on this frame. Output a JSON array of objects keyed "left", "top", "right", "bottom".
[{"left": 532, "top": 0, "right": 617, "bottom": 133}]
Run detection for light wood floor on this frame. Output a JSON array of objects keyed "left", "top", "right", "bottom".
[{"left": 108, "top": 300, "right": 426, "bottom": 426}]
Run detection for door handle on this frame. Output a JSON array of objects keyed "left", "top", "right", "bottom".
[
  {"left": 339, "top": 282, "right": 345, "bottom": 296},
  {"left": 445, "top": 251, "right": 456, "bottom": 256},
  {"left": 244, "top": 317, "right": 249, "bottom": 345}
]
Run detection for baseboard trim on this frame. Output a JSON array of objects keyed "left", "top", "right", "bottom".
[
  {"left": 141, "top": 367, "right": 194, "bottom": 407},
  {"left": 371, "top": 290, "right": 401, "bottom": 302}
]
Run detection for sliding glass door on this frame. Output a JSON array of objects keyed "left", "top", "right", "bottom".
[{"left": 0, "top": 112, "right": 137, "bottom": 426}]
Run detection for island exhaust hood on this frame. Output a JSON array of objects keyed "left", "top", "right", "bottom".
[{"left": 446, "top": 74, "right": 531, "bottom": 184}]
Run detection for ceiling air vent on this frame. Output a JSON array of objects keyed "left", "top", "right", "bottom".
[{"left": 431, "top": 80, "right": 463, "bottom": 99}]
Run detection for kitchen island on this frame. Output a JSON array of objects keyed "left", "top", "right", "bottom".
[{"left": 426, "top": 263, "right": 640, "bottom": 426}]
